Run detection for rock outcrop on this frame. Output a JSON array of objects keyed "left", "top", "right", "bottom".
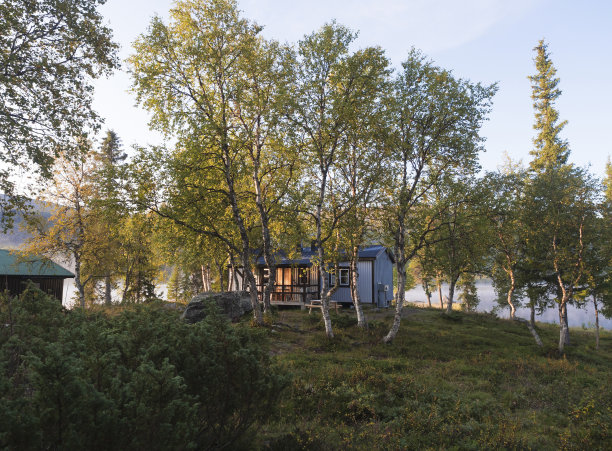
[{"left": 181, "top": 291, "right": 253, "bottom": 323}]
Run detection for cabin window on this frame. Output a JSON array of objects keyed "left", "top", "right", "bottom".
[
  {"left": 298, "top": 268, "right": 308, "bottom": 285},
  {"left": 262, "top": 268, "right": 269, "bottom": 285},
  {"left": 339, "top": 268, "right": 349, "bottom": 286},
  {"left": 328, "top": 272, "right": 335, "bottom": 286},
  {"left": 329, "top": 269, "right": 350, "bottom": 287}
]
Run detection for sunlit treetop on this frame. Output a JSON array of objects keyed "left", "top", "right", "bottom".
[{"left": 527, "top": 40, "right": 570, "bottom": 173}]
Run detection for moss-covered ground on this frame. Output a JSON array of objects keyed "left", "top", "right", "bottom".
[{"left": 257, "top": 305, "right": 612, "bottom": 450}]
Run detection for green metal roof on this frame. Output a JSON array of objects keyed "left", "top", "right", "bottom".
[{"left": 0, "top": 249, "right": 74, "bottom": 278}]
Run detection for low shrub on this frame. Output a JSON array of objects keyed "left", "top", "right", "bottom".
[{"left": 0, "top": 287, "right": 285, "bottom": 450}]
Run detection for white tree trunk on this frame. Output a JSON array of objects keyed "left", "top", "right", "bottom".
[
  {"left": 73, "top": 251, "right": 86, "bottom": 308},
  {"left": 593, "top": 296, "right": 600, "bottom": 350},
  {"left": 104, "top": 274, "right": 112, "bottom": 306},
  {"left": 244, "top": 267, "right": 263, "bottom": 325},
  {"left": 318, "top": 243, "right": 335, "bottom": 338},
  {"left": 319, "top": 262, "right": 334, "bottom": 338},
  {"left": 558, "top": 300, "right": 570, "bottom": 353},
  {"left": 445, "top": 276, "right": 458, "bottom": 313},
  {"left": 383, "top": 260, "right": 406, "bottom": 343},
  {"left": 350, "top": 246, "right": 366, "bottom": 328},
  {"left": 506, "top": 270, "right": 516, "bottom": 319},
  {"left": 423, "top": 280, "right": 432, "bottom": 308},
  {"left": 515, "top": 317, "right": 543, "bottom": 347}
]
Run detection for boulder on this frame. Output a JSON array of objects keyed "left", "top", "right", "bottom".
[{"left": 181, "top": 291, "right": 253, "bottom": 323}]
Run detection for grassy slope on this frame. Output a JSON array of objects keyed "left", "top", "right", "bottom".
[{"left": 258, "top": 305, "right": 612, "bottom": 450}]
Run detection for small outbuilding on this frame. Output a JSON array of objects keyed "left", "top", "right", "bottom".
[{"left": 0, "top": 249, "right": 74, "bottom": 301}]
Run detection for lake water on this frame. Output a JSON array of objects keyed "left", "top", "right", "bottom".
[
  {"left": 61, "top": 279, "right": 168, "bottom": 307},
  {"left": 405, "top": 279, "right": 611, "bottom": 330},
  {"left": 63, "top": 278, "right": 609, "bottom": 330}
]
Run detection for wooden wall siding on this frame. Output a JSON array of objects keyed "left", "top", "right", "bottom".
[
  {"left": 327, "top": 261, "right": 374, "bottom": 304},
  {"left": 0, "top": 276, "right": 64, "bottom": 301}
]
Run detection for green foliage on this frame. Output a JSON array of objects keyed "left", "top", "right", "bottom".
[
  {"left": 528, "top": 40, "right": 570, "bottom": 172},
  {"left": 458, "top": 275, "right": 480, "bottom": 312},
  {"left": 0, "top": 0, "right": 118, "bottom": 221},
  {"left": 0, "top": 286, "right": 284, "bottom": 450}
]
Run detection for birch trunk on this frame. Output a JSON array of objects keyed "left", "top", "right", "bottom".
[
  {"left": 350, "top": 245, "right": 366, "bottom": 328},
  {"left": 506, "top": 269, "right": 516, "bottom": 319},
  {"left": 228, "top": 253, "right": 239, "bottom": 292},
  {"left": 121, "top": 271, "right": 130, "bottom": 303},
  {"left": 445, "top": 275, "right": 458, "bottom": 313},
  {"left": 383, "top": 258, "right": 406, "bottom": 343},
  {"left": 318, "top": 245, "right": 334, "bottom": 338},
  {"left": 73, "top": 252, "right": 86, "bottom": 309},
  {"left": 530, "top": 302, "right": 536, "bottom": 328},
  {"left": 437, "top": 278, "right": 443, "bottom": 309},
  {"left": 104, "top": 274, "right": 112, "bottom": 305},
  {"left": 593, "top": 296, "right": 600, "bottom": 350},
  {"left": 558, "top": 300, "right": 570, "bottom": 353},
  {"left": 252, "top": 157, "right": 275, "bottom": 314},
  {"left": 515, "top": 317, "right": 543, "bottom": 346},
  {"left": 221, "top": 133, "right": 262, "bottom": 324},
  {"left": 506, "top": 272, "right": 542, "bottom": 346},
  {"left": 245, "top": 267, "right": 263, "bottom": 325},
  {"left": 423, "top": 280, "right": 432, "bottom": 308},
  {"left": 563, "top": 305, "right": 570, "bottom": 345}
]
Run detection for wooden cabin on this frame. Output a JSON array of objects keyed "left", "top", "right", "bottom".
[
  {"left": 229, "top": 245, "right": 395, "bottom": 307},
  {"left": 0, "top": 249, "right": 74, "bottom": 301}
]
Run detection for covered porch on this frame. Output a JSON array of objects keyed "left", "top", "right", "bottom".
[{"left": 256, "top": 265, "right": 320, "bottom": 306}]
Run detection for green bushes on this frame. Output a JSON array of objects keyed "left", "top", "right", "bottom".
[{"left": 0, "top": 286, "right": 284, "bottom": 450}]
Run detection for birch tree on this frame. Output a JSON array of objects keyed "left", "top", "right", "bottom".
[
  {"left": 286, "top": 22, "right": 390, "bottom": 337},
  {"left": 22, "top": 148, "right": 106, "bottom": 308},
  {"left": 523, "top": 166, "right": 598, "bottom": 353},
  {"left": 482, "top": 169, "right": 543, "bottom": 346},
  {"left": 337, "top": 82, "right": 389, "bottom": 328},
  {"left": 129, "top": 0, "right": 294, "bottom": 324},
  {"left": 429, "top": 177, "right": 489, "bottom": 313},
  {"left": 381, "top": 50, "right": 495, "bottom": 343},
  {"left": 0, "top": 0, "right": 118, "bottom": 221}
]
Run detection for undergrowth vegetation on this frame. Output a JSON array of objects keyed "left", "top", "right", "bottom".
[
  {"left": 0, "top": 286, "right": 284, "bottom": 450},
  {"left": 260, "top": 306, "right": 612, "bottom": 450},
  {"left": 1, "top": 287, "right": 611, "bottom": 449}
]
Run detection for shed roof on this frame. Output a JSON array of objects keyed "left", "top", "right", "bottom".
[{"left": 0, "top": 249, "right": 74, "bottom": 277}]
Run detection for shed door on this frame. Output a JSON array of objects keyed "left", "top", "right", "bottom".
[{"left": 357, "top": 261, "right": 373, "bottom": 303}]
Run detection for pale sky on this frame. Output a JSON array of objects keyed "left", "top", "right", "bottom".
[{"left": 92, "top": 0, "right": 612, "bottom": 177}]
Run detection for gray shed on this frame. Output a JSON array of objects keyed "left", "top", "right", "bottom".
[{"left": 326, "top": 246, "right": 394, "bottom": 308}]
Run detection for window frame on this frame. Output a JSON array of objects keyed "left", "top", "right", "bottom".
[
  {"left": 298, "top": 268, "right": 309, "bottom": 285},
  {"left": 329, "top": 268, "right": 350, "bottom": 287},
  {"left": 339, "top": 268, "right": 350, "bottom": 287}
]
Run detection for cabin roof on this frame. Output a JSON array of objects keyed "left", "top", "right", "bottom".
[
  {"left": 255, "top": 245, "right": 393, "bottom": 266},
  {"left": 0, "top": 249, "right": 74, "bottom": 278}
]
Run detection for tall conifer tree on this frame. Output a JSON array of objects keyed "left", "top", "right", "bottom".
[{"left": 528, "top": 40, "right": 569, "bottom": 172}]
